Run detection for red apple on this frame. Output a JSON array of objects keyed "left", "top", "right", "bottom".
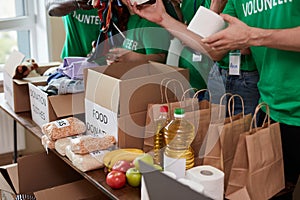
[{"left": 112, "top": 160, "right": 134, "bottom": 173}]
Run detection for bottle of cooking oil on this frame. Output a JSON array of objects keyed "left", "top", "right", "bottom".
[
  {"left": 153, "top": 105, "right": 169, "bottom": 166},
  {"left": 163, "top": 108, "right": 195, "bottom": 178}
]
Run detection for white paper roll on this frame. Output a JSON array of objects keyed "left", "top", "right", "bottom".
[
  {"left": 187, "top": 6, "right": 226, "bottom": 38},
  {"left": 186, "top": 165, "right": 224, "bottom": 200},
  {"left": 178, "top": 178, "right": 204, "bottom": 194}
]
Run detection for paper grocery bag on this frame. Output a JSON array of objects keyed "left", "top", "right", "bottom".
[
  {"left": 202, "top": 94, "right": 252, "bottom": 189},
  {"left": 225, "top": 103, "right": 285, "bottom": 200}
]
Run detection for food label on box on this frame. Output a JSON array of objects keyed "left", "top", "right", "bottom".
[
  {"left": 3, "top": 71, "right": 14, "bottom": 109},
  {"left": 29, "top": 83, "right": 50, "bottom": 127},
  {"left": 85, "top": 99, "right": 118, "bottom": 141}
]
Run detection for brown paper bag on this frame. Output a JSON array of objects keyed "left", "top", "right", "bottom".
[
  {"left": 202, "top": 94, "right": 252, "bottom": 189},
  {"left": 225, "top": 103, "right": 285, "bottom": 200}
]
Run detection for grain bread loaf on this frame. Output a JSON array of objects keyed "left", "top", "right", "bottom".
[
  {"left": 70, "top": 135, "right": 116, "bottom": 154},
  {"left": 42, "top": 117, "right": 86, "bottom": 141},
  {"left": 65, "top": 145, "right": 108, "bottom": 172}
]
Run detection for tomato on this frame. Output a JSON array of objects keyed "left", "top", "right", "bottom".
[{"left": 106, "top": 170, "right": 126, "bottom": 189}]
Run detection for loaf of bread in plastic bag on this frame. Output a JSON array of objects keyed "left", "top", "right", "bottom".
[
  {"left": 42, "top": 117, "right": 86, "bottom": 141},
  {"left": 70, "top": 135, "right": 116, "bottom": 154},
  {"left": 65, "top": 145, "right": 108, "bottom": 172}
]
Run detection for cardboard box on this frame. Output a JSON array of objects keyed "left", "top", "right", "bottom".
[
  {"left": 85, "top": 61, "right": 189, "bottom": 148},
  {"left": 3, "top": 50, "right": 61, "bottom": 112},
  {"left": 0, "top": 152, "right": 83, "bottom": 199},
  {"left": 28, "top": 82, "right": 85, "bottom": 128},
  {"left": 34, "top": 179, "right": 109, "bottom": 200}
]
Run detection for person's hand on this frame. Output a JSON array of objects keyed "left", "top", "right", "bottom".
[
  {"left": 202, "top": 14, "right": 252, "bottom": 51},
  {"left": 128, "top": 0, "right": 167, "bottom": 24}
]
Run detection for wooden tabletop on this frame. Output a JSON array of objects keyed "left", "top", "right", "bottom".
[{"left": 0, "top": 93, "right": 141, "bottom": 200}]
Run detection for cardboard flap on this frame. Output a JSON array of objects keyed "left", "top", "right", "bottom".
[
  {"left": 0, "top": 164, "right": 18, "bottom": 194},
  {"left": 86, "top": 69, "right": 120, "bottom": 113},
  {"left": 48, "top": 92, "right": 85, "bottom": 118},
  {"left": 14, "top": 76, "right": 48, "bottom": 85},
  {"left": 4, "top": 50, "right": 25, "bottom": 77},
  {"left": 0, "top": 173, "right": 15, "bottom": 194},
  {"left": 18, "top": 151, "right": 82, "bottom": 194}
]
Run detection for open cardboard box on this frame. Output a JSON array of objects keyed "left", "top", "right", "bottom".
[
  {"left": 28, "top": 82, "right": 85, "bottom": 128},
  {"left": 3, "top": 50, "right": 61, "bottom": 113},
  {"left": 0, "top": 152, "right": 106, "bottom": 200},
  {"left": 84, "top": 61, "right": 189, "bottom": 149}
]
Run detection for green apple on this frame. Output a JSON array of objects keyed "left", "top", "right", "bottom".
[
  {"left": 133, "top": 153, "right": 154, "bottom": 170},
  {"left": 153, "top": 164, "right": 163, "bottom": 171},
  {"left": 126, "top": 167, "right": 142, "bottom": 187}
]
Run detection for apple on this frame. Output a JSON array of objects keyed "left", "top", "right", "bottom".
[
  {"left": 106, "top": 170, "right": 126, "bottom": 189},
  {"left": 133, "top": 153, "right": 154, "bottom": 170},
  {"left": 112, "top": 160, "right": 134, "bottom": 173},
  {"left": 153, "top": 164, "right": 163, "bottom": 171},
  {"left": 126, "top": 167, "right": 142, "bottom": 187}
]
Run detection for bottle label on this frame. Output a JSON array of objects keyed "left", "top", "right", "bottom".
[{"left": 164, "top": 154, "right": 186, "bottom": 179}]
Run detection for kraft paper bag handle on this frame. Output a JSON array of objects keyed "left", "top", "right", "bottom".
[
  {"left": 181, "top": 87, "right": 198, "bottom": 102},
  {"left": 164, "top": 79, "right": 185, "bottom": 105},
  {"left": 217, "top": 93, "right": 233, "bottom": 120},
  {"left": 160, "top": 78, "right": 173, "bottom": 103},
  {"left": 227, "top": 94, "right": 245, "bottom": 123},
  {"left": 192, "top": 89, "right": 212, "bottom": 111},
  {"left": 250, "top": 102, "right": 270, "bottom": 133}
]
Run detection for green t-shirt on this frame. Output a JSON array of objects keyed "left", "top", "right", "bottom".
[
  {"left": 224, "top": 0, "right": 300, "bottom": 125},
  {"left": 61, "top": 9, "right": 100, "bottom": 59},
  {"left": 122, "top": 15, "right": 170, "bottom": 55},
  {"left": 179, "top": 0, "right": 211, "bottom": 89}
]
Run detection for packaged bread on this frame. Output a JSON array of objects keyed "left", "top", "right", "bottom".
[
  {"left": 42, "top": 117, "right": 86, "bottom": 141},
  {"left": 70, "top": 135, "right": 116, "bottom": 154},
  {"left": 55, "top": 136, "right": 80, "bottom": 156},
  {"left": 65, "top": 145, "right": 108, "bottom": 172},
  {"left": 41, "top": 135, "right": 55, "bottom": 151}
]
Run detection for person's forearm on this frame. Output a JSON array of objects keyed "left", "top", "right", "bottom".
[
  {"left": 250, "top": 26, "right": 300, "bottom": 52},
  {"left": 47, "top": 1, "right": 78, "bottom": 16},
  {"left": 159, "top": 13, "right": 227, "bottom": 61}
]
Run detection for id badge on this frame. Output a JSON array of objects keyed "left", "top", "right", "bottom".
[
  {"left": 229, "top": 51, "right": 241, "bottom": 75},
  {"left": 192, "top": 52, "right": 202, "bottom": 62}
]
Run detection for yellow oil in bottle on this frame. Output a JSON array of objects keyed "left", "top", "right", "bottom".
[
  {"left": 164, "top": 108, "right": 195, "bottom": 174},
  {"left": 153, "top": 105, "right": 169, "bottom": 166}
]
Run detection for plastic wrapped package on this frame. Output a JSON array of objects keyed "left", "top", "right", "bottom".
[
  {"left": 65, "top": 145, "right": 109, "bottom": 172},
  {"left": 42, "top": 117, "right": 86, "bottom": 141},
  {"left": 70, "top": 135, "right": 116, "bottom": 154},
  {"left": 55, "top": 136, "right": 79, "bottom": 156},
  {"left": 41, "top": 135, "right": 55, "bottom": 151}
]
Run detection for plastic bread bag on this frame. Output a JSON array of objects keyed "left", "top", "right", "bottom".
[
  {"left": 70, "top": 135, "right": 116, "bottom": 154},
  {"left": 42, "top": 117, "right": 86, "bottom": 141},
  {"left": 65, "top": 145, "right": 109, "bottom": 172},
  {"left": 41, "top": 135, "right": 55, "bottom": 153},
  {"left": 55, "top": 135, "right": 80, "bottom": 156}
]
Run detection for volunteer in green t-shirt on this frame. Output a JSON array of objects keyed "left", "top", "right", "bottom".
[
  {"left": 202, "top": 0, "right": 300, "bottom": 189},
  {"left": 105, "top": 0, "right": 171, "bottom": 64},
  {"left": 47, "top": 0, "right": 100, "bottom": 59},
  {"left": 130, "top": 0, "right": 299, "bottom": 195}
]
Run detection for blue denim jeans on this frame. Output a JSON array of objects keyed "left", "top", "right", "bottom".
[{"left": 206, "top": 63, "right": 260, "bottom": 116}]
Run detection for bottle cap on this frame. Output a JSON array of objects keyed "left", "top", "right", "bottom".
[
  {"left": 160, "top": 105, "right": 168, "bottom": 113},
  {"left": 174, "top": 108, "right": 185, "bottom": 115}
]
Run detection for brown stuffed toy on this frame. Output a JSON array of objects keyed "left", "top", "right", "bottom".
[{"left": 13, "top": 59, "right": 39, "bottom": 79}]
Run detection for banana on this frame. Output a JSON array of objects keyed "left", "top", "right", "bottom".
[
  {"left": 103, "top": 148, "right": 144, "bottom": 168},
  {"left": 107, "top": 151, "right": 145, "bottom": 169}
]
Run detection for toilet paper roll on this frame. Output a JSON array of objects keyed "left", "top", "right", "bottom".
[
  {"left": 187, "top": 6, "right": 226, "bottom": 38},
  {"left": 186, "top": 165, "right": 224, "bottom": 200},
  {"left": 178, "top": 178, "right": 204, "bottom": 194}
]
